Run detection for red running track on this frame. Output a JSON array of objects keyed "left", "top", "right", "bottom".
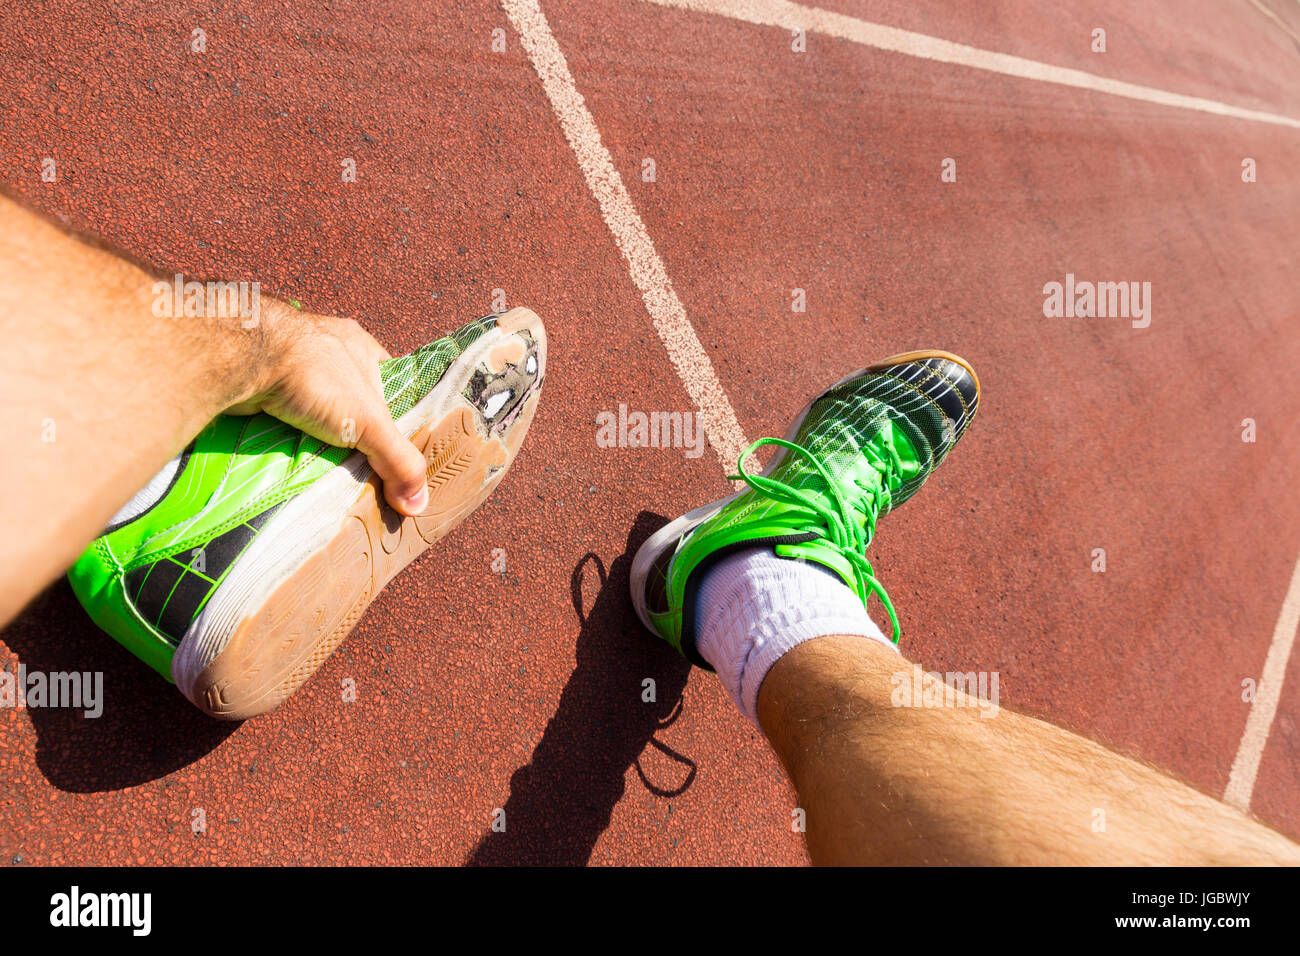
[{"left": 2, "top": 0, "right": 1298, "bottom": 864}]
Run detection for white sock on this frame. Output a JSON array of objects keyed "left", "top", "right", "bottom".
[
  {"left": 693, "top": 547, "right": 898, "bottom": 722},
  {"left": 106, "top": 454, "right": 182, "bottom": 529}
]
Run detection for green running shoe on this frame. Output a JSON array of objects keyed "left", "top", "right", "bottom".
[
  {"left": 69, "top": 308, "right": 546, "bottom": 719},
  {"left": 630, "top": 351, "right": 979, "bottom": 667}
]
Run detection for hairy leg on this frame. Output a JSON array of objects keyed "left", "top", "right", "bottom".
[{"left": 757, "top": 634, "right": 1300, "bottom": 865}]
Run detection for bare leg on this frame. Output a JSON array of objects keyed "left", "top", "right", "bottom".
[{"left": 757, "top": 634, "right": 1300, "bottom": 865}]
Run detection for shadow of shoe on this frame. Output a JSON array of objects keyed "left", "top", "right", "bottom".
[
  {"left": 466, "top": 510, "right": 694, "bottom": 866},
  {"left": 0, "top": 579, "right": 237, "bottom": 793}
]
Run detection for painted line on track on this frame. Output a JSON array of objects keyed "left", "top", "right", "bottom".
[
  {"left": 1225, "top": 549, "right": 1300, "bottom": 809},
  {"left": 1247, "top": 0, "right": 1300, "bottom": 50},
  {"left": 503, "top": 0, "right": 752, "bottom": 477},
  {"left": 642, "top": 0, "right": 1300, "bottom": 129}
]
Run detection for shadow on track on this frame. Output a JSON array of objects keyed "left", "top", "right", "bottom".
[
  {"left": 466, "top": 511, "right": 695, "bottom": 865},
  {"left": 0, "top": 580, "right": 236, "bottom": 793}
]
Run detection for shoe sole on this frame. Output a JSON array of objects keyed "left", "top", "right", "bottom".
[
  {"left": 174, "top": 308, "right": 546, "bottom": 719},
  {"left": 629, "top": 349, "right": 977, "bottom": 637}
]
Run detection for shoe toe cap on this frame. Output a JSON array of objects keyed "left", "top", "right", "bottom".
[{"left": 868, "top": 353, "right": 979, "bottom": 438}]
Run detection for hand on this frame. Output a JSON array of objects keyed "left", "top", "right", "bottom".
[{"left": 226, "top": 300, "right": 430, "bottom": 517}]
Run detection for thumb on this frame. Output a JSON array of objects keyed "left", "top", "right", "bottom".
[{"left": 352, "top": 399, "right": 429, "bottom": 517}]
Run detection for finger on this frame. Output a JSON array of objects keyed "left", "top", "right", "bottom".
[
  {"left": 334, "top": 316, "right": 394, "bottom": 362},
  {"left": 359, "top": 339, "right": 391, "bottom": 398},
  {"left": 338, "top": 322, "right": 393, "bottom": 397},
  {"left": 343, "top": 344, "right": 385, "bottom": 401},
  {"left": 352, "top": 398, "right": 429, "bottom": 517}
]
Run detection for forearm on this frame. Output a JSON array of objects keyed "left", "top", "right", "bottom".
[{"left": 0, "top": 195, "right": 267, "bottom": 622}]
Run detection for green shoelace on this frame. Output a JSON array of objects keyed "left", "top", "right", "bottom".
[{"left": 729, "top": 436, "right": 903, "bottom": 643}]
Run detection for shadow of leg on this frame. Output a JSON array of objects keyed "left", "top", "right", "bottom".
[{"left": 466, "top": 511, "right": 693, "bottom": 865}]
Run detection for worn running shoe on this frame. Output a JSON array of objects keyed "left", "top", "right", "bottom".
[
  {"left": 630, "top": 351, "right": 979, "bottom": 666},
  {"left": 69, "top": 308, "right": 546, "bottom": 719}
]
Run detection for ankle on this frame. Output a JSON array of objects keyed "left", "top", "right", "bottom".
[{"left": 694, "top": 548, "right": 896, "bottom": 721}]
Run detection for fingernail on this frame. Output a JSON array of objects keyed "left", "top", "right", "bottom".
[{"left": 403, "top": 487, "right": 429, "bottom": 515}]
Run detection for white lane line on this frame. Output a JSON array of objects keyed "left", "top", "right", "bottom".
[
  {"left": 1224, "top": 550, "right": 1300, "bottom": 809},
  {"left": 642, "top": 0, "right": 1300, "bottom": 130},
  {"left": 1247, "top": 0, "right": 1300, "bottom": 50},
  {"left": 503, "top": 0, "right": 752, "bottom": 476}
]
